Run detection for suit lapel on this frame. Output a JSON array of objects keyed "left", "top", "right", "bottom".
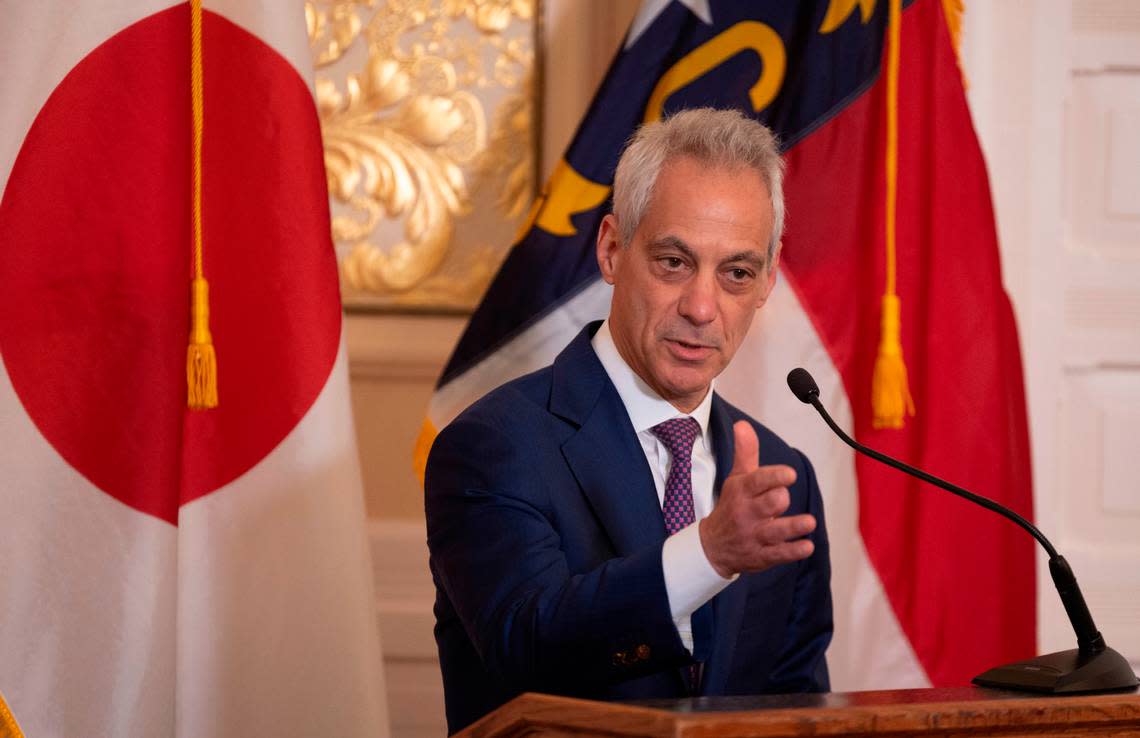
[
  {"left": 553, "top": 325, "right": 666, "bottom": 557},
  {"left": 702, "top": 394, "right": 749, "bottom": 694},
  {"left": 551, "top": 329, "right": 747, "bottom": 695}
]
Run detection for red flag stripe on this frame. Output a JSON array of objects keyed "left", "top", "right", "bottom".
[{"left": 778, "top": 0, "right": 1036, "bottom": 686}]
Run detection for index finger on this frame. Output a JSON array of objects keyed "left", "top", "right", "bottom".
[{"left": 740, "top": 464, "right": 797, "bottom": 496}]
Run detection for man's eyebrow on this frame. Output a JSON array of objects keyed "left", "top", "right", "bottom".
[
  {"left": 648, "top": 237, "right": 768, "bottom": 269},
  {"left": 722, "top": 251, "right": 767, "bottom": 269},
  {"left": 647, "top": 235, "right": 694, "bottom": 259}
]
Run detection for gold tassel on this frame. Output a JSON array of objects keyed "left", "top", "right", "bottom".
[
  {"left": 186, "top": 0, "right": 217, "bottom": 409},
  {"left": 872, "top": 294, "right": 914, "bottom": 429},
  {"left": 871, "top": 0, "right": 914, "bottom": 429},
  {"left": 941, "top": 0, "right": 964, "bottom": 52},
  {"left": 187, "top": 277, "right": 218, "bottom": 409}
]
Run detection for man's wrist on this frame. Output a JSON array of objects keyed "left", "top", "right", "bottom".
[
  {"left": 662, "top": 522, "right": 736, "bottom": 624},
  {"left": 697, "top": 517, "right": 735, "bottom": 579}
]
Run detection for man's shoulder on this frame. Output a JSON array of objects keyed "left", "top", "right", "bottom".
[
  {"left": 441, "top": 365, "right": 557, "bottom": 441},
  {"left": 425, "top": 365, "right": 566, "bottom": 499},
  {"left": 439, "top": 322, "right": 602, "bottom": 439}
]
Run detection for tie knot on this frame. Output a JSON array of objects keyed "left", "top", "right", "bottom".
[{"left": 651, "top": 416, "right": 701, "bottom": 457}]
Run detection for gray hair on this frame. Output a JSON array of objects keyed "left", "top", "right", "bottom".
[{"left": 612, "top": 108, "right": 785, "bottom": 264}]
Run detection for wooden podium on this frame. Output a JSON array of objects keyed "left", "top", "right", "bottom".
[{"left": 459, "top": 687, "right": 1140, "bottom": 737}]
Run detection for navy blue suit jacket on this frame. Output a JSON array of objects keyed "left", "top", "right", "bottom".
[{"left": 425, "top": 324, "right": 832, "bottom": 733}]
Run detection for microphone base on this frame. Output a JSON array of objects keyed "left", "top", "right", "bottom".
[{"left": 973, "top": 646, "right": 1139, "bottom": 694}]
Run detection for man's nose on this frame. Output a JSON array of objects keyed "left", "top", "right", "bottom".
[{"left": 678, "top": 273, "right": 717, "bottom": 325}]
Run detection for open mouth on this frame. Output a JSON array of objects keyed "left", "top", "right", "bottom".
[{"left": 666, "top": 338, "right": 715, "bottom": 360}]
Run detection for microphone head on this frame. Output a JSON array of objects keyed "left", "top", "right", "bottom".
[{"left": 787, "top": 368, "right": 820, "bottom": 404}]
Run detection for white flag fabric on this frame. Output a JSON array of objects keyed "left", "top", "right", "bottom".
[{"left": 0, "top": 2, "right": 387, "bottom": 735}]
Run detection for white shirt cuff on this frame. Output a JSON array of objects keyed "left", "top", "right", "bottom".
[{"left": 662, "top": 520, "right": 738, "bottom": 622}]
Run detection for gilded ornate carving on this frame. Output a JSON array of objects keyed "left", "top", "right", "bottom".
[
  {"left": 443, "top": 0, "right": 533, "bottom": 34},
  {"left": 307, "top": 0, "right": 536, "bottom": 308},
  {"left": 477, "top": 88, "right": 533, "bottom": 221}
]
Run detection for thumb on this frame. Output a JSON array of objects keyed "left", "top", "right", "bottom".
[{"left": 729, "top": 420, "right": 760, "bottom": 477}]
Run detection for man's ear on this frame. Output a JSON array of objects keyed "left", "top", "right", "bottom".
[
  {"left": 756, "top": 248, "right": 780, "bottom": 309},
  {"left": 596, "top": 214, "right": 622, "bottom": 285}
]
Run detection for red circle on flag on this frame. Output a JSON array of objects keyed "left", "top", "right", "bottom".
[{"left": 0, "top": 6, "right": 342, "bottom": 525}]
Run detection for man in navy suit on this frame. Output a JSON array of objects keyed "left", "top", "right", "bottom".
[{"left": 426, "top": 108, "right": 832, "bottom": 734}]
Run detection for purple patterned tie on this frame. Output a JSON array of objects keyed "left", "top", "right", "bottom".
[
  {"left": 652, "top": 417, "right": 700, "bottom": 535},
  {"left": 651, "top": 416, "right": 703, "bottom": 693}
]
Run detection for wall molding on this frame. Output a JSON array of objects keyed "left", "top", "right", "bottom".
[{"left": 346, "top": 313, "right": 466, "bottom": 382}]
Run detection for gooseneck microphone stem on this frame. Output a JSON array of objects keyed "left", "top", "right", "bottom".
[
  {"left": 805, "top": 393, "right": 1057, "bottom": 558},
  {"left": 785, "top": 368, "right": 1120, "bottom": 668}
]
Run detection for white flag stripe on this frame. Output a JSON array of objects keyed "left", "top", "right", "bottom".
[{"left": 429, "top": 279, "right": 614, "bottom": 428}]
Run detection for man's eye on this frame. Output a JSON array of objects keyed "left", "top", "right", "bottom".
[
  {"left": 727, "top": 268, "right": 754, "bottom": 281},
  {"left": 661, "top": 257, "right": 685, "bottom": 269}
]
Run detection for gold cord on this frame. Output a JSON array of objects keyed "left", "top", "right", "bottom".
[
  {"left": 187, "top": 0, "right": 217, "bottom": 409},
  {"left": 871, "top": 0, "right": 915, "bottom": 429}
]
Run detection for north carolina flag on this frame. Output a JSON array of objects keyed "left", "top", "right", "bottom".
[
  {"left": 0, "top": 2, "right": 387, "bottom": 735},
  {"left": 418, "top": 0, "right": 1036, "bottom": 690}
]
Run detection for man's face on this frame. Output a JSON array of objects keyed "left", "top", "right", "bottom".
[{"left": 597, "top": 156, "right": 778, "bottom": 412}]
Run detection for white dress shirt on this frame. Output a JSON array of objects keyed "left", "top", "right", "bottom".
[{"left": 591, "top": 321, "right": 736, "bottom": 653}]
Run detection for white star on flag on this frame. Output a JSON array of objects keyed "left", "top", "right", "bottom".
[{"left": 625, "top": 0, "right": 713, "bottom": 48}]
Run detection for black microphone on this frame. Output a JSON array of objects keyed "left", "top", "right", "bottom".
[{"left": 786, "top": 367, "right": 1138, "bottom": 694}]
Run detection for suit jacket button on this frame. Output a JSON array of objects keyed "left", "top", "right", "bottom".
[{"left": 636, "top": 644, "right": 651, "bottom": 661}]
